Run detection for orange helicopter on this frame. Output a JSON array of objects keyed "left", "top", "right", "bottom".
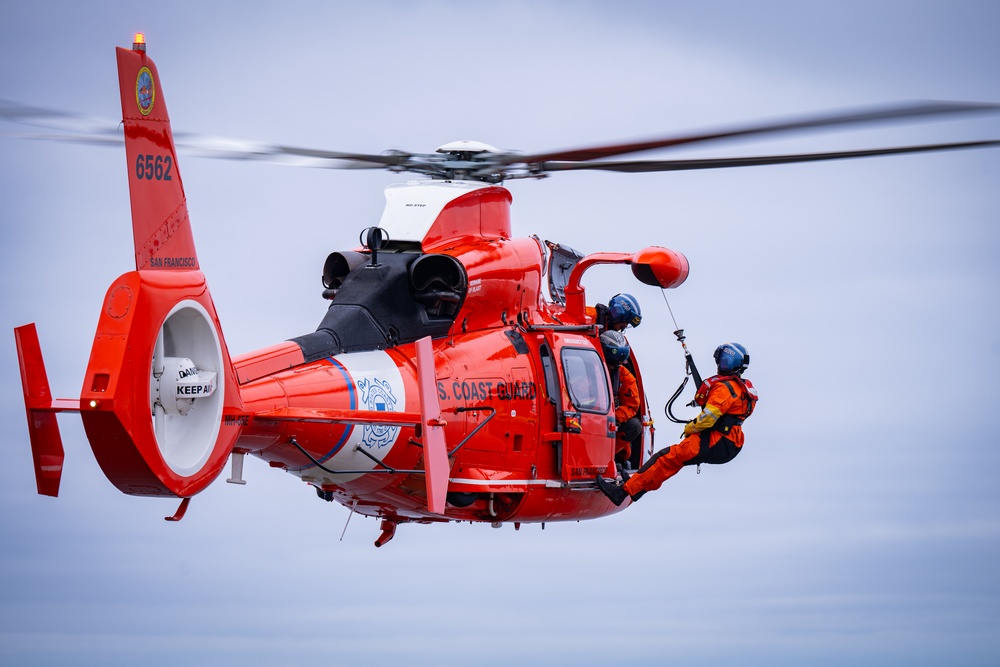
[{"left": 12, "top": 36, "right": 1000, "bottom": 546}]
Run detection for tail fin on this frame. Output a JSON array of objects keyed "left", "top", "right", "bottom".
[
  {"left": 13, "top": 41, "right": 241, "bottom": 502},
  {"left": 116, "top": 45, "right": 198, "bottom": 271},
  {"left": 71, "top": 43, "right": 242, "bottom": 498}
]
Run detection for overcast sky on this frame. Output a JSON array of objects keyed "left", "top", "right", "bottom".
[{"left": 2, "top": 2, "right": 999, "bottom": 665}]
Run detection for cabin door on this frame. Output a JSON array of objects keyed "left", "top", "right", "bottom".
[{"left": 555, "top": 339, "right": 616, "bottom": 481}]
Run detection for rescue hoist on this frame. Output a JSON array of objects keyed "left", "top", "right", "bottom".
[{"left": 660, "top": 294, "right": 711, "bottom": 475}]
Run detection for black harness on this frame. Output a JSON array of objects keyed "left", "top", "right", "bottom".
[{"left": 694, "top": 374, "right": 757, "bottom": 434}]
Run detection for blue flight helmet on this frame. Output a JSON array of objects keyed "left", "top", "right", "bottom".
[
  {"left": 600, "top": 330, "right": 631, "bottom": 366},
  {"left": 714, "top": 342, "right": 750, "bottom": 375},
  {"left": 607, "top": 293, "right": 642, "bottom": 329}
]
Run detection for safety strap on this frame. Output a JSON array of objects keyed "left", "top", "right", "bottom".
[{"left": 701, "top": 376, "right": 755, "bottom": 434}]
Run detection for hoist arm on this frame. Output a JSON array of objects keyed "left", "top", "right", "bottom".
[{"left": 673, "top": 329, "right": 702, "bottom": 387}]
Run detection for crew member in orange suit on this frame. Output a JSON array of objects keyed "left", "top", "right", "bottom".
[
  {"left": 600, "top": 330, "right": 641, "bottom": 470},
  {"left": 596, "top": 342, "right": 758, "bottom": 505}
]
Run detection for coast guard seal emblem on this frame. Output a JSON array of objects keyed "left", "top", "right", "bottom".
[
  {"left": 357, "top": 377, "right": 399, "bottom": 448},
  {"left": 136, "top": 67, "right": 155, "bottom": 116}
]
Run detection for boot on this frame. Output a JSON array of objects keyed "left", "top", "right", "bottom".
[{"left": 595, "top": 475, "right": 630, "bottom": 506}]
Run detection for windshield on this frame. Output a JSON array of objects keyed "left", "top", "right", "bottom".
[{"left": 561, "top": 347, "right": 611, "bottom": 414}]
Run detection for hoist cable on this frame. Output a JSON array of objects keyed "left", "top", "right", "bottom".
[
  {"left": 661, "top": 289, "right": 681, "bottom": 330},
  {"left": 660, "top": 289, "right": 702, "bottom": 423}
]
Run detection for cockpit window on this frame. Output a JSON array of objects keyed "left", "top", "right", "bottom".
[{"left": 561, "top": 347, "right": 611, "bottom": 414}]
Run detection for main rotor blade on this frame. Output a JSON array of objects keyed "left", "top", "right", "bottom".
[
  {"left": 7, "top": 97, "right": 999, "bottom": 180},
  {"left": 0, "top": 99, "right": 115, "bottom": 135},
  {"left": 172, "top": 134, "right": 409, "bottom": 169},
  {"left": 512, "top": 101, "right": 1000, "bottom": 165},
  {"left": 0, "top": 98, "right": 409, "bottom": 170},
  {"left": 536, "top": 140, "right": 1000, "bottom": 174}
]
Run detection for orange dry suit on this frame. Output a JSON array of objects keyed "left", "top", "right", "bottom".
[
  {"left": 586, "top": 303, "right": 611, "bottom": 331},
  {"left": 612, "top": 364, "right": 641, "bottom": 460},
  {"left": 623, "top": 373, "right": 757, "bottom": 497}
]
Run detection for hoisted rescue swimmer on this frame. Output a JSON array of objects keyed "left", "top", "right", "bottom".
[{"left": 596, "top": 342, "right": 758, "bottom": 505}]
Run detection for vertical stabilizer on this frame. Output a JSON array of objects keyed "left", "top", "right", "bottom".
[{"left": 116, "top": 44, "right": 198, "bottom": 271}]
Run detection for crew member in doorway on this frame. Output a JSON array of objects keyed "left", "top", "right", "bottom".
[
  {"left": 600, "top": 330, "right": 642, "bottom": 470},
  {"left": 596, "top": 342, "right": 758, "bottom": 506},
  {"left": 591, "top": 293, "right": 642, "bottom": 332}
]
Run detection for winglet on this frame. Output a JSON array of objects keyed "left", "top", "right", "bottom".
[
  {"left": 415, "top": 336, "right": 449, "bottom": 514},
  {"left": 14, "top": 324, "right": 79, "bottom": 497}
]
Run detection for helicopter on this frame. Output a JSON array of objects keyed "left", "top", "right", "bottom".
[{"left": 11, "top": 36, "right": 1000, "bottom": 547}]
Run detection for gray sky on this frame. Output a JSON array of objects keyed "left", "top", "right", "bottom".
[{"left": 2, "top": 1, "right": 999, "bottom": 665}]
